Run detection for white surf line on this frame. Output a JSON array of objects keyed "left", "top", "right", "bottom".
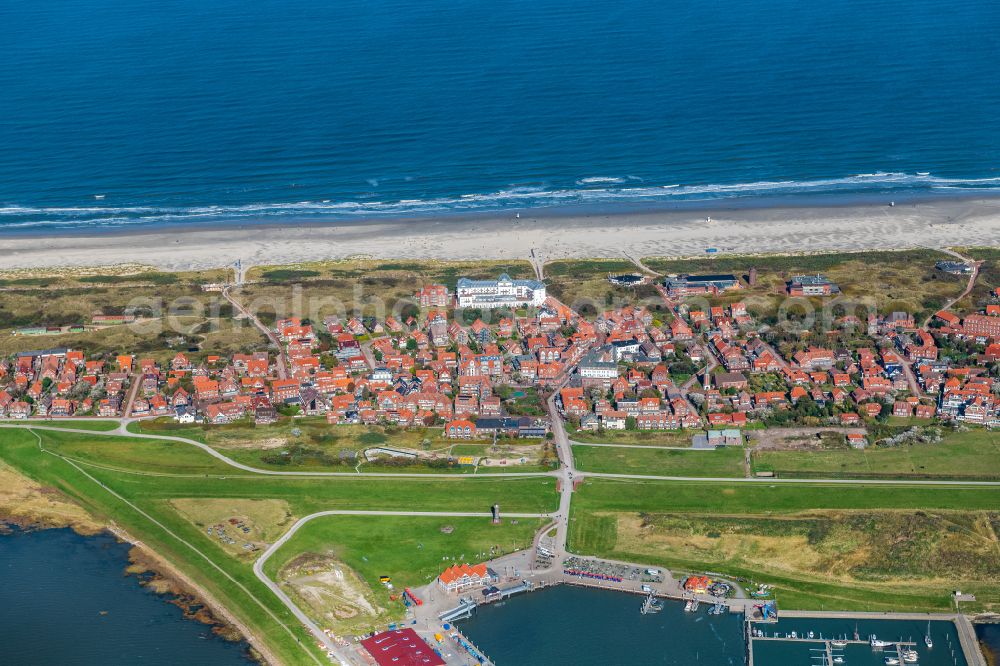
[
  {"left": 25, "top": 429, "right": 328, "bottom": 666},
  {"left": 0, "top": 423, "right": 555, "bottom": 479},
  {"left": 253, "top": 509, "right": 553, "bottom": 664}
]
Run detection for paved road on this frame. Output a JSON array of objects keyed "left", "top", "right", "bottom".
[
  {"left": 122, "top": 370, "right": 143, "bottom": 418},
  {"left": 546, "top": 390, "right": 579, "bottom": 560},
  {"left": 8, "top": 416, "right": 999, "bottom": 666},
  {"left": 0, "top": 422, "right": 556, "bottom": 479},
  {"left": 252, "top": 509, "right": 552, "bottom": 665},
  {"left": 22, "top": 429, "right": 327, "bottom": 666},
  {"left": 7, "top": 420, "right": 1000, "bottom": 488}
]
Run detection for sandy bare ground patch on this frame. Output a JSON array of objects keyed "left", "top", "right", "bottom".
[
  {"left": 749, "top": 427, "right": 867, "bottom": 451},
  {"left": 279, "top": 552, "right": 388, "bottom": 635},
  {"left": 0, "top": 460, "right": 101, "bottom": 534}
]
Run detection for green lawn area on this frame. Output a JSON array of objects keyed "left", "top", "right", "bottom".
[
  {"left": 0, "top": 426, "right": 558, "bottom": 664},
  {"left": 129, "top": 417, "right": 447, "bottom": 450},
  {"left": 569, "top": 478, "right": 1000, "bottom": 613},
  {"left": 34, "top": 429, "right": 237, "bottom": 475},
  {"left": 567, "top": 427, "right": 695, "bottom": 446},
  {"left": 9, "top": 428, "right": 558, "bottom": 514},
  {"left": 572, "top": 444, "right": 745, "bottom": 477},
  {"left": 262, "top": 515, "right": 542, "bottom": 631},
  {"left": 11, "top": 419, "right": 123, "bottom": 432},
  {"left": 0, "top": 427, "right": 326, "bottom": 666},
  {"left": 752, "top": 429, "right": 1000, "bottom": 480},
  {"left": 569, "top": 508, "right": 990, "bottom": 613},
  {"left": 573, "top": 477, "right": 1000, "bottom": 515},
  {"left": 129, "top": 418, "right": 551, "bottom": 475}
]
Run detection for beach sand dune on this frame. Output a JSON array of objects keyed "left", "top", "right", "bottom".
[{"left": 2, "top": 199, "right": 999, "bottom": 271}]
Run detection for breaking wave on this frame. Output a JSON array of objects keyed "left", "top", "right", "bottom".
[{"left": 2, "top": 171, "right": 1000, "bottom": 232}]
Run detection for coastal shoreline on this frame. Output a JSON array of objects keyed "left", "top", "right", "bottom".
[
  {"left": 0, "top": 463, "right": 270, "bottom": 665},
  {"left": 2, "top": 197, "right": 1000, "bottom": 273}
]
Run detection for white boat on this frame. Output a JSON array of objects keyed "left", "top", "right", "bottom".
[
  {"left": 833, "top": 658, "right": 845, "bottom": 664},
  {"left": 871, "top": 636, "right": 891, "bottom": 648},
  {"left": 884, "top": 658, "right": 900, "bottom": 666},
  {"left": 831, "top": 639, "right": 848, "bottom": 648},
  {"left": 94, "top": 194, "right": 105, "bottom": 200},
  {"left": 684, "top": 599, "right": 694, "bottom": 612},
  {"left": 790, "top": 631, "right": 798, "bottom": 639},
  {"left": 808, "top": 631, "right": 815, "bottom": 639},
  {"left": 917, "top": 172, "right": 930, "bottom": 176},
  {"left": 902, "top": 649, "right": 919, "bottom": 663},
  {"left": 924, "top": 621, "right": 933, "bottom": 648}
]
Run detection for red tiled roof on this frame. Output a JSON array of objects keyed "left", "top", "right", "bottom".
[{"left": 360, "top": 629, "right": 444, "bottom": 666}]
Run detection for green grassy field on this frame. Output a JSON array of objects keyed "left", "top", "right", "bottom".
[
  {"left": 261, "top": 515, "right": 542, "bottom": 634},
  {"left": 567, "top": 427, "right": 695, "bottom": 447},
  {"left": 7, "top": 419, "right": 123, "bottom": 432},
  {"left": 573, "top": 477, "right": 1000, "bottom": 514},
  {"left": 572, "top": 444, "right": 745, "bottom": 477},
  {"left": 0, "top": 426, "right": 558, "bottom": 664},
  {"left": 568, "top": 478, "right": 1000, "bottom": 612},
  {"left": 0, "top": 427, "right": 326, "bottom": 665},
  {"left": 128, "top": 417, "right": 551, "bottom": 474},
  {"left": 752, "top": 429, "right": 1000, "bottom": 480}
]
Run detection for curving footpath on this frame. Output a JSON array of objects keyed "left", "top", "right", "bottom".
[
  {"left": 0, "top": 422, "right": 555, "bottom": 479},
  {"left": 253, "top": 509, "right": 553, "bottom": 665},
  {"left": 5, "top": 417, "right": 999, "bottom": 666}
]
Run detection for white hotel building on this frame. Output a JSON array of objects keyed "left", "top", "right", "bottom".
[{"left": 455, "top": 273, "right": 546, "bottom": 309}]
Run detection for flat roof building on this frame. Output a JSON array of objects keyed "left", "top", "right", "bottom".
[
  {"left": 360, "top": 629, "right": 445, "bottom": 666},
  {"left": 455, "top": 273, "right": 546, "bottom": 309},
  {"left": 787, "top": 274, "right": 839, "bottom": 296},
  {"left": 664, "top": 274, "right": 740, "bottom": 295}
]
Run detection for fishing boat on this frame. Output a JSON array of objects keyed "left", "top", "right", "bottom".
[{"left": 924, "top": 621, "right": 933, "bottom": 648}]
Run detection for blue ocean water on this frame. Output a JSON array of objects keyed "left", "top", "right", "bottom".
[
  {"left": 1, "top": 0, "right": 999, "bottom": 232},
  {"left": 0, "top": 526, "right": 254, "bottom": 665}
]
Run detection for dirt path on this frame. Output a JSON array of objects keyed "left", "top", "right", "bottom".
[
  {"left": 622, "top": 251, "right": 660, "bottom": 276},
  {"left": 922, "top": 248, "right": 981, "bottom": 330},
  {"left": 222, "top": 285, "right": 287, "bottom": 379}
]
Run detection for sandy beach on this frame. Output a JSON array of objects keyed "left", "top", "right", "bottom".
[{"left": 2, "top": 198, "right": 1000, "bottom": 272}]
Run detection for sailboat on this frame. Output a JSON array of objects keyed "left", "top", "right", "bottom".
[{"left": 924, "top": 620, "right": 933, "bottom": 648}]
